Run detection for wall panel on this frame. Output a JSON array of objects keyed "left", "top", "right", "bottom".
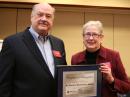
[
  {"left": 17, "top": 9, "right": 31, "bottom": 32},
  {"left": 52, "top": 11, "right": 84, "bottom": 64},
  {"left": 114, "top": 14, "right": 130, "bottom": 76},
  {"left": 0, "top": 8, "right": 17, "bottom": 39}
]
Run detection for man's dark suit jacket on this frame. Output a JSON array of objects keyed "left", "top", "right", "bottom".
[
  {"left": 71, "top": 46, "right": 130, "bottom": 97},
  {"left": 0, "top": 28, "right": 67, "bottom": 97}
]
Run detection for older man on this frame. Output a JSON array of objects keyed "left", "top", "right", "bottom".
[{"left": 0, "top": 3, "right": 67, "bottom": 97}]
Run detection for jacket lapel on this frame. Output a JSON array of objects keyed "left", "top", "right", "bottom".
[
  {"left": 49, "top": 35, "right": 63, "bottom": 78},
  {"left": 49, "top": 35, "right": 60, "bottom": 65},
  {"left": 22, "top": 29, "right": 52, "bottom": 77}
]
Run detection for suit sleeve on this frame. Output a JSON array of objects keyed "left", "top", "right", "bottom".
[
  {"left": 71, "top": 55, "right": 76, "bottom": 65},
  {"left": 113, "top": 52, "right": 130, "bottom": 94},
  {"left": 0, "top": 38, "right": 15, "bottom": 97}
]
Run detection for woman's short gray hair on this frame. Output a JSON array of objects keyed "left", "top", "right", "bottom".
[{"left": 83, "top": 21, "right": 103, "bottom": 34}]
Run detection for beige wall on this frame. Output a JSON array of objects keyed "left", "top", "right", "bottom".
[
  {"left": 0, "top": 6, "right": 130, "bottom": 76},
  {"left": 1, "top": 0, "right": 130, "bottom": 8},
  {"left": 114, "top": 14, "right": 130, "bottom": 76},
  {"left": 52, "top": 11, "right": 84, "bottom": 66},
  {"left": 0, "top": 8, "right": 17, "bottom": 39},
  {"left": 17, "top": 9, "right": 31, "bottom": 32}
]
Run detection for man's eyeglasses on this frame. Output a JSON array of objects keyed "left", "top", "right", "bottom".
[{"left": 83, "top": 32, "right": 101, "bottom": 38}]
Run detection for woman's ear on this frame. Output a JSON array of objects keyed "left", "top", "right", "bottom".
[
  {"left": 100, "top": 34, "right": 104, "bottom": 42},
  {"left": 100, "top": 34, "right": 104, "bottom": 39}
]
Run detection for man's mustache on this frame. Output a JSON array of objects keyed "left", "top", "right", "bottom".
[{"left": 39, "top": 20, "right": 49, "bottom": 25}]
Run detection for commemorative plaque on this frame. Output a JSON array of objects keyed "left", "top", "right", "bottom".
[{"left": 56, "top": 65, "right": 102, "bottom": 97}]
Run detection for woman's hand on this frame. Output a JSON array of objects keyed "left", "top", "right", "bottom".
[{"left": 99, "top": 62, "right": 114, "bottom": 84}]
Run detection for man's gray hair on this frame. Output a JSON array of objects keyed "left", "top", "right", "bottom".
[{"left": 31, "top": 3, "right": 55, "bottom": 17}]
